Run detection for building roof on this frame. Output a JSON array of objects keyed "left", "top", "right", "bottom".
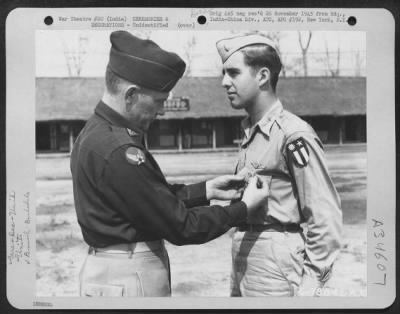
[{"left": 36, "top": 76, "right": 366, "bottom": 121}]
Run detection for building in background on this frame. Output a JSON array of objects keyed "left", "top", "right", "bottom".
[{"left": 35, "top": 76, "right": 366, "bottom": 153}]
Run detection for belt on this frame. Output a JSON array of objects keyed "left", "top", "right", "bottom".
[
  {"left": 89, "top": 240, "right": 163, "bottom": 258},
  {"left": 237, "top": 223, "right": 302, "bottom": 233}
]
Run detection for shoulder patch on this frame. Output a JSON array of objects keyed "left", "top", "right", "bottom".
[
  {"left": 287, "top": 137, "right": 309, "bottom": 168},
  {"left": 125, "top": 147, "right": 146, "bottom": 165}
]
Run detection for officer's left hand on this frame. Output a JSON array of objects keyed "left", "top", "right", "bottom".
[{"left": 206, "top": 175, "right": 246, "bottom": 200}]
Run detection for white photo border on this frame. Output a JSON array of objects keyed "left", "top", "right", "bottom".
[{"left": 5, "top": 7, "right": 396, "bottom": 310}]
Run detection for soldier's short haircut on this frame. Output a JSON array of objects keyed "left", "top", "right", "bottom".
[
  {"left": 105, "top": 65, "right": 131, "bottom": 95},
  {"left": 241, "top": 44, "right": 282, "bottom": 92}
]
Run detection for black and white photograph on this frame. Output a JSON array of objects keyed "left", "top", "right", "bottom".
[
  {"left": 35, "top": 29, "right": 366, "bottom": 297},
  {"left": 5, "top": 7, "right": 396, "bottom": 310}
]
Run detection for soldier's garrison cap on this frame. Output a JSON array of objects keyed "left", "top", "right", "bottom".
[
  {"left": 216, "top": 34, "right": 279, "bottom": 63},
  {"left": 108, "top": 31, "right": 186, "bottom": 92}
]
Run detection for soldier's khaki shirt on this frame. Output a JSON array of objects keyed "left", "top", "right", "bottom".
[{"left": 236, "top": 100, "right": 343, "bottom": 282}]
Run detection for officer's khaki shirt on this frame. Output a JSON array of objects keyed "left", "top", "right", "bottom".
[{"left": 236, "top": 100, "right": 343, "bottom": 282}]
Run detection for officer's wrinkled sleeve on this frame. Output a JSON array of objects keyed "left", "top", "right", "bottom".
[
  {"left": 99, "top": 145, "right": 247, "bottom": 246},
  {"left": 284, "top": 132, "right": 343, "bottom": 287},
  {"left": 168, "top": 182, "right": 209, "bottom": 208}
]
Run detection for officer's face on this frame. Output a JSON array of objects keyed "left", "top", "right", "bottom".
[
  {"left": 132, "top": 90, "right": 169, "bottom": 131},
  {"left": 221, "top": 51, "right": 259, "bottom": 110}
]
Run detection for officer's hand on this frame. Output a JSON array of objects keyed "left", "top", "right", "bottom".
[
  {"left": 206, "top": 175, "right": 246, "bottom": 200},
  {"left": 241, "top": 176, "right": 270, "bottom": 213}
]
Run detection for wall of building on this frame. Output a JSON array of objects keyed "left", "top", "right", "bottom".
[
  {"left": 344, "top": 115, "right": 367, "bottom": 142},
  {"left": 36, "top": 115, "right": 366, "bottom": 153},
  {"left": 146, "top": 118, "right": 244, "bottom": 150},
  {"left": 36, "top": 120, "right": 86, "bottom": 152}
]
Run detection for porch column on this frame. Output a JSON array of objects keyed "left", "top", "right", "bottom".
[
  {"left": 69, "top": 125, "right": 74, "bottom": 153},
  {"left": 338, "top": 117, "right": 345, "bottom": 145},
  {"left": 50, "top": 123, "right": 57, "bottom": 151},
  {"left": 177, "top": 123, "right": 183, "bottom": 151},
  {"left": 212, "top": 120, "right": 216, "bottom": 150}
]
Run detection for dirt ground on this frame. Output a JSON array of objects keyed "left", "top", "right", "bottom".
[{"left": 35, "top": 145, "right": 367, "bottom": 297}]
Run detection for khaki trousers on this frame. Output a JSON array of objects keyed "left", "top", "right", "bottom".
[
  {"left": 79, "top": 242, "right": 171, "bottom": 297},
  {"left": 231, "top": 230, "right": 305, "bottom": 297}
]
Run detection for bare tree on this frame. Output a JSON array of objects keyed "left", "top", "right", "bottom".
[
  {"left": 182, "top": 35, "right": 197, "bottom": 76},
  {"left": 297, "top": 31, "right": 313, "bottom": 76},
  {"left": 62, "top": 32, "right": 89, "bottom": 77},
  {"left": 335, "top": 44, "right": 341, "bottom": 76},
  {"left": 354, "top": 49, "right": 364, "bottom": 76},
  {"left": 289, "top": 57, "right": 304, "bottom": 77},
  {"left": 321, "top": 39, "right": 341, "bottom": 77}
]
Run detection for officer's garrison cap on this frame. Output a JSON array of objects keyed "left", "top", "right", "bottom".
[
  {"left": 108, "top": 31, "right": 186, "bottom": 92},
  {"left": 216, "top": 34, "right": 280, "bottom": 63}
]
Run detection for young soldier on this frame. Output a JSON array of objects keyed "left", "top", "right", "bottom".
[{"left": 216, "top": 34, "right": 343, "bottom": 296}]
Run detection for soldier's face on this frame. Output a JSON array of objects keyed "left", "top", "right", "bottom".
[
  {"left": 133, "top": 90, "right": 169, "bottom": 131},
  {"left": 221, "top": 51, "right": 259, "bottom": 110}
]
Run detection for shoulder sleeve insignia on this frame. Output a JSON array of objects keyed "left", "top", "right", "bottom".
[
  {"left": 125, "top": 147, "right": 146, "bottom": 165},
  {"left": 287, "top": 137, "right": 309, "bottom": 168}
]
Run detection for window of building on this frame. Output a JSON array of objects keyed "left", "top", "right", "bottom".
[
  {"left": 58, "top": 123, "right": 71, "bottom": 152},
  {"left": 215, "top": 118, "right": 243, "bottom": 147},
  {"left": 308, "top": 116, "right": 330, "bottom": 143},
  {"left": 344, "top": 116, "right": 366, "bottom": 143},
  {"left": 148, "top": 120, "right": 178, "bottom": 149},
  {"left": 36, "top": 122, "right": 51, "bottom": 151},
  {"left": 72, "top": 121, "right": 86, "bottom": 142},
  {"left": 187, "top": 120, "right": 213, "bottom": 148}
]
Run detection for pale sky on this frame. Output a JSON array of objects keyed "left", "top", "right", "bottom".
[{"left": 36, "top": 30, "right": 366, "bottom": 77}]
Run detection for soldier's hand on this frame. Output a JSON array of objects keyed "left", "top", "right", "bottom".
[
  {"left": 206, "top": 175, "right": 246, "bottom": 200},
  {"left": 241, "top": 176, "right": 270, "bottom": 213}
]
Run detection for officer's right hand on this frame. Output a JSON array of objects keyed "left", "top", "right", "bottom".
[{"left": 241, "top": 176, "right": 270, "bottom": 213}]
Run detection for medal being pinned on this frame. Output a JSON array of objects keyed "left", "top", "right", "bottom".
[{"left": 287, "top": 137, "right": 310, "bottom": 168}]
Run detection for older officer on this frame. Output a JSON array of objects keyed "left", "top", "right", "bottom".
[
  {"left": 70, "top": 31, "right": 270, "bottom": 297},
  {"left": 216, "top": 34, "right": 343, "bottom": 297}
]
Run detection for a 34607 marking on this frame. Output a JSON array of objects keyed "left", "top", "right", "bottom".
[{"left": 372, "top": 218, "right": 387, "bottom": 286}]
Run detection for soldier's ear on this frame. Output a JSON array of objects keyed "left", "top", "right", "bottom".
[
  {"left": 258, "top": 67, "right": 271, "bottom": 89},
  {"left": 124, "top": 85, "right": 139, "bottom": 112}
]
